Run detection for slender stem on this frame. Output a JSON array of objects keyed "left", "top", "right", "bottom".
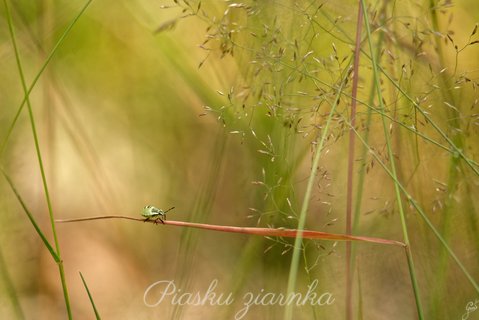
[
  {"left": 347, "top": 119, "right": 479, "bottom": 294},
  {"left": 79, "top": 272, "right": 102, "bottom": 319},
  {"left": 3, "top": 1, "right": 93, "bottom": 318},
  {"left": 56, "top": 216, "right": 406, "bottom": 247},
  {"left": 283, "top": 66, "right": 352, "bottom": 320},
  {"left": 359, "top": 1, "right": 424, "bottom": 318},
  {"left": 1, "top": 167, "right": 59, "bottom": 261},
  {"left": 2, "top": 2, "right": 74, "bottom": 317},
  {"left": 0, "top": 0, "right": 94, "bottom": 157},
  {"left": 346, "top": 3, "right": 363, "bottom": 319}
]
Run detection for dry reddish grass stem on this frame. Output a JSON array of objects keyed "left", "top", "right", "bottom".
[{"left": 56, "top": 215, "right": 405, "bottom": 247}]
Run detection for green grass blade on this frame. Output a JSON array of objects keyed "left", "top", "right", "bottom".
[
  {"left": 360, "top": 1, "right": 424, "bottom": 318},
  {"left": 348, "top": 121, "right": 479, "bottom": 294},
  {"left": 1, "top": 167, "right": 59, "bottom": 262},
  {"left": 0, "top": 246, "right": 25, "bottom": 319},
  {"left": 79, "top": 272, "right": 101, "bottom": 320},
  {"left": 2, "top": 1, "right": 93, "bottom": 318},
  {"left": 0, "top": 0, "right": 94, "bottom": 157},
  {"left": 284, "top": 65, "right": 352, "bottom": 320},
  {"left": 319, "top": 8, "right": 479, "bottom": 175},
  {"left": 377, "top": 66, "right": 479, "bottom": 176},
  {"left": 346, "top": 4, "right": 364, "bottom": 319},
  {"left": 3, "top": 2, "right": 72, "bottom": 316}
]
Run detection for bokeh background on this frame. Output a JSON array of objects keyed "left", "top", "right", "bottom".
[{"left": 1, "top": 0, "right": 478, "bottom": 319}]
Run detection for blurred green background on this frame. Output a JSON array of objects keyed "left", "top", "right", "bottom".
[{"left": 1, "top": 0, "right": 478, "bottom": 319}]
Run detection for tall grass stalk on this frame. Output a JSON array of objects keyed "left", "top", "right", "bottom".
[
  {"left": 347, "top": 120, "right": 479, "bottom": 295},
  {"left": 2, "top": 1, "right": 477, "bottom": 318},
  {"left": 3, "top": 0, "right": 93, "bottom": 318},
  {"left": 284, "top": 65, "right": 352, "bottom": 320},
  {"left": 374, "top": 65, "right": 479, "bottom": 292},
  {"left": 319, "top": 6, "right": 479, "bottom": 173},
  {"left": 359, "top": 1, "right": 424, "bottom": 318},
  {"left": 3, "top": 1, "right": 72, "bottom": 316},
  {"left": 350, "top": 2, "right": 388, "bottom": 314},
  {"left": 271, "top": 2, "right": 478, "bottom": 311},
  {"left": 345, "top": 2, "right": 363, "bottom": 319}
]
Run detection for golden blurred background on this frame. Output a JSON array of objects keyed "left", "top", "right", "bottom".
[{"left": 1, "top": 1, "right": 478, "bottom": 319}]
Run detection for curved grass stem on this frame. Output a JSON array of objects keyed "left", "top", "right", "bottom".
[
  {"left": 2, "top": 0, "right": 93, "bottom": 318},
  {"left": 360, "top": 1, "right": 424, "bottom": 318},
  {"left": 283, "top": 64, "right": 352, "bottom": 320}
]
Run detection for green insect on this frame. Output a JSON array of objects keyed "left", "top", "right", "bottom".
[{"left": 141, "top": 205, "right": 175, "bottom": 224}]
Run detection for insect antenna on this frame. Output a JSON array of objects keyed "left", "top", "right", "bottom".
[{"left": 164, "top": 206, "right": 175, "bottom": 213}]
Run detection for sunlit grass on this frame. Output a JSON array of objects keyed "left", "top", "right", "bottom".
[{"left": 0, "top": 0, "right": 478, "bottom": 319}]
